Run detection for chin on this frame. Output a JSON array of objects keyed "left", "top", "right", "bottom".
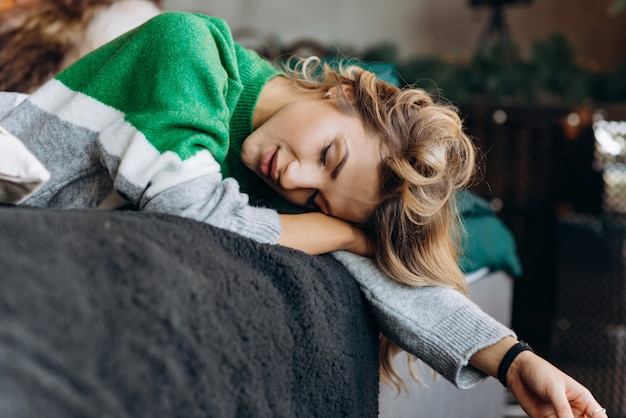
[{"left": 0, "top": 0, "right": 163, "bottom": 93}]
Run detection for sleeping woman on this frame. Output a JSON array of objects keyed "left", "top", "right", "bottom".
[{"left": 0, "top": 12, "right": 606, "bottom": 418}]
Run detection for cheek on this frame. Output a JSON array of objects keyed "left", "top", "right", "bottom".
[
  {"left": 331, "top": 197, "right": 372, "bottom": 225},
  {"left": 240, "top": 131, "right": 264, "bottom": 167}
]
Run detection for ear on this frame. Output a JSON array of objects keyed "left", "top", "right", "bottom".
[
  {"left": 326, "top": 85, "right": 355, "bottom": 103},
  {"left": 339, "top": 85, "right": 355, "bottom": 102}
]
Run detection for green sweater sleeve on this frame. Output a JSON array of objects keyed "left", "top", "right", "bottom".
[{"left": 57, "top": 12, "right": 239, "bottom": 164}]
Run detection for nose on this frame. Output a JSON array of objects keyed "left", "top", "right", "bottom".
[{"left": 280, "top": 160, "right": 321, "bottom": 191}]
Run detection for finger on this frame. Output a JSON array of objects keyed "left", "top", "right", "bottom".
[
  {"left": 583, "top": 406, "right": 608, "bottom": 418},
  {"left": 549, "top": 390, "right": 575, "bottom": 418}
]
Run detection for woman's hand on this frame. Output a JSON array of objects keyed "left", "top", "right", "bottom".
[
  {"left": 278, "top": 212, "right": 370, "bottom": 256},
  {"left": 507, "top": 351, "right": 607, "bottom": 418},
  {"left": 470, "top": 337, "right": 607, "bottom": 418}
]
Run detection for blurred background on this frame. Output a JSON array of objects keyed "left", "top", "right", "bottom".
[
  {"left": 163, "top": 0, "right": 626, "bottom": 74},
  {"left": 1, "top": 0, "right": 625, "bottom": 416}
]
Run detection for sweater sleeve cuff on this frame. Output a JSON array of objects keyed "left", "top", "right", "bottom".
[
  {"left": 230, "top": 205, "right": 282, "bottom": 245},
  {"left": 331, "top": 251, "right": 516, "bottom": 389}
]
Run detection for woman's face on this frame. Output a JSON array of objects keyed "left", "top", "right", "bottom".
[{"left": 241, "top": 98, "right": 383, "bottom": 224}]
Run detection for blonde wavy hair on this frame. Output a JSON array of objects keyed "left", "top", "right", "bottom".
[{"left": 283, "top": 57, "right": 476, "bottom": 391}]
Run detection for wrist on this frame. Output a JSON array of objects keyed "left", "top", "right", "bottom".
[
  {"left": 469, "top": 336, "right": 518, "bottom": 377},
  {"left": 497, "top": 340, "right": 534, "bottom": 387},
  {"left": 344, "top": 223, "right": 370, "bottom": 256}
]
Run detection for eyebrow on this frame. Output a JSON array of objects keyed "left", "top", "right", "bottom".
[{"left": 330, "top": 138, "right": 349, "bottom": 180}]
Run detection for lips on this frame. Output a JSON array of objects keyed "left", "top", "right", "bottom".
[{"left": 259, "top": 147, "right": 278, "bottom": 182}]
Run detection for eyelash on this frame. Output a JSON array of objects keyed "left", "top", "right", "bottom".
[{"left": 320, "top": 144, "right": 331, "bottom": 166}]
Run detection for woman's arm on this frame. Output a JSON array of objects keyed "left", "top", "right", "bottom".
[
  {"left": 331, "top": 251, "right": 514, "bottom": 388},
  {"left": 278, "top": 212, "right": 370, "bottom": 255},
  {"left": 335, "top": 252, "right": 606, "bottom": 417}
]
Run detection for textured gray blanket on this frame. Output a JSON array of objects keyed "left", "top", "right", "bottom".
[{"left": 0, "top": 206, "right": 379, "bottom": 418}]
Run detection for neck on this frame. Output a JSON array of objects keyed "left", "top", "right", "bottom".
[{"left": 252, "top": 76, "right": 321, "bottom": 129}]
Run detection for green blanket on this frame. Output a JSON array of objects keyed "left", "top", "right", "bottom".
[{"left": 457, "top": 190, "right": 522, "bottom": 277}]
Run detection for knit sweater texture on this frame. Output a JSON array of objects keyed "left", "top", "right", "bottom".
[{"left": 3, "top": 12, "right": 282, "bottom": 244}]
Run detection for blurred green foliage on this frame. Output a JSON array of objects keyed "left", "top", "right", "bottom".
[{"left": 363, "top": 34, "right": 626, "bottom": 105}]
